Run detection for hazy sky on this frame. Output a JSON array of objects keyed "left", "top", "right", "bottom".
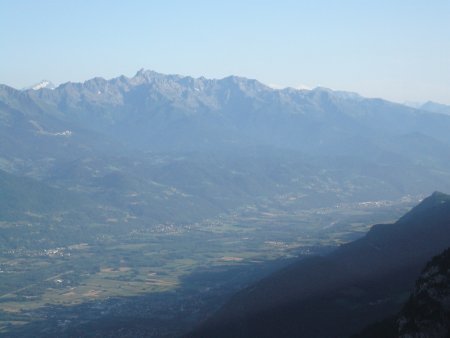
[{"left": 1, "top": 0, "right": 449, "bottom": 104}]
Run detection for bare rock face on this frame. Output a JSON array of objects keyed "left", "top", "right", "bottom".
[{"left": 398, "top": 247, "right": 450, "bottom": 338}]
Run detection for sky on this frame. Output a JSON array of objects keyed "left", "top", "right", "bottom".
[{"left": 1, "top": 0, "right": 449, "bottom": 104}]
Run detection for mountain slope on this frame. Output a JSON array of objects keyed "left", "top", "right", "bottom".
[
  {"left": 420, "top": 101, "right": 450, "bottom": 115},
  {"left": 354, "top": 246, "right": 450, "bottom": 338},
  {"left": 188, "top": 192, "right": 450, "bottom": 338},
  {"left": 398, "top": 247, "right": 450, "bottom": 337},
  {"left": 0, "top": 168, "right": 81, "bottom": 220},
  {"left": 3, "top": 71, "right": 450, "bottom": 226}
]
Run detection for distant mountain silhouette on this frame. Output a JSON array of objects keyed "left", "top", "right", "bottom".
[{"left": 188, "top": 192, "right": 450, "bottom": 338}]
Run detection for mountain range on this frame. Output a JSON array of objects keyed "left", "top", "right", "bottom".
[
  {"left": 2, "top": 70, "right": 450, "bottom": 215},
  {"left": 15, "top": 70, "right": 450, "bottom": 155}
]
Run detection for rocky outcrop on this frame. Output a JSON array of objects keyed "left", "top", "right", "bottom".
[{"left": 398, "top": 247, "right": 450, "bottom": 338}]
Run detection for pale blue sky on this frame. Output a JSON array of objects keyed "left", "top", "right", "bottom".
[{"left": 1, "top": 0, "right": 449, "bottom": 104}]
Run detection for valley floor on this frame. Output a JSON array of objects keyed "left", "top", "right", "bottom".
[{"left": 0, "top": 195, "right": 419, "bottom": 337}]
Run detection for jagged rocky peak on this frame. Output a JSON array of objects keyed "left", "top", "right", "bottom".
[
  {"left": 128, "top": 69, "right": 271, "bottom": 95},
  {"left": 131, "top": 68, "right": 182, "bottom": 85},
  {"left": 219, "top": 74, "right": 271, "bottom": 92},
  {"left": 82, "top": 77, "right": 109, "bottom": 91},
  {"left": 133, "top": 68, "right": 157, "bottom": 80}
]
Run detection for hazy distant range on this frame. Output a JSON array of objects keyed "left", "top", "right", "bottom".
[{"left": 2, "top": 70, "right": 450, "bottom": 215}]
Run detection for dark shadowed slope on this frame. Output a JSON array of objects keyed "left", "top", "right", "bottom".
[
  {"left": 355, "top": 246, "right": 450, "bottom": 338},
  {"left": 188, "top": 192, "right": 450, "bottom": 338},
  {"left": 397, "top": 246, "right": 450, "bottom": 337}
]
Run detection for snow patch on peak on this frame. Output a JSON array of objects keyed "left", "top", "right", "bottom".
[{"left": 26, "top": 80, "right": 56, "bottom": 91}]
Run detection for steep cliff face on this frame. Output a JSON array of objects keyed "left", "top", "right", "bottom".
[{"left": 398, "top": 248, "right": 450, "bottom": 338}]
